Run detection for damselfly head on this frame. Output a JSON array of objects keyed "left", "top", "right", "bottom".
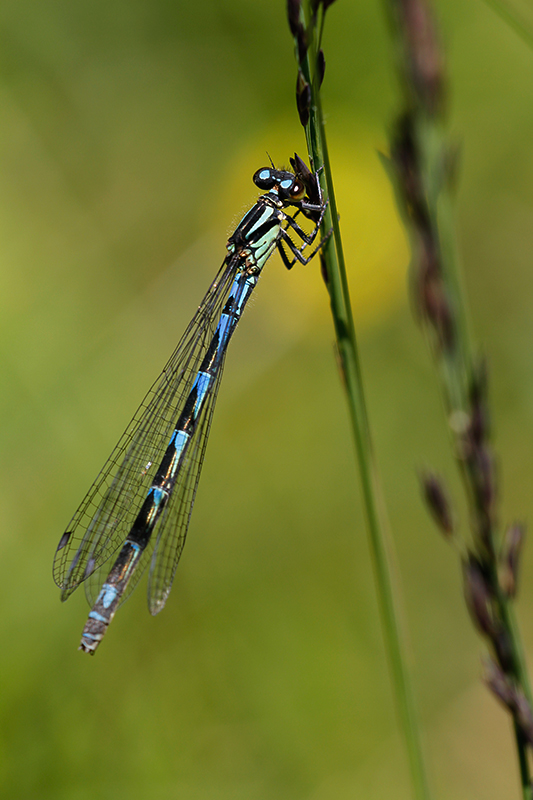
[{"left": 253, "top": 167, "right": 306, "bottom": 203}]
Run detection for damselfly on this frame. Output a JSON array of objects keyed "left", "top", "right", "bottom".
[{"left": 54, "top": 154, "right": 328, "bottom": 653}]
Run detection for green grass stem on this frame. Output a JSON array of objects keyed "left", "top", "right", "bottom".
[
  {"left": 288, "top": 3, "right": 433, "bottom": 798},
  {"left": 383, "top": 0, "right": 533, "bottom": 795}
]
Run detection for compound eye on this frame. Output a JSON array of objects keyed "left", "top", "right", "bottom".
[
  {"left": 253, "top": 168, "right": 274, "bottom": 189},
  {"left": 289, "top": 180, "right": 305, "bottom": 200}
]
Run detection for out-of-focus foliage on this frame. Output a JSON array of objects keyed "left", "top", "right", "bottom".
[{"left": 1, "top": 0, "right": 532, "bottom": 797}]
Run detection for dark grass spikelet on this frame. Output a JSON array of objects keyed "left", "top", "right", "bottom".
[
  {"left": 459, "top": 361, "right": 497, "bottom": 557},
  {"left": 317, "top": 49, "right": 326, "bottom": 86},
  {"left": 485, "top": 657, "right": 515, "bottom": 707},
  {"left": 500, "top": 523, "right": 526, "bottom": 599},
  {"left": 468, "top": 358, "right": 490, "bottom": 444},
  {"left": 296, "top": 70, "right": 312, "bottom": 127},
  {"left": 485, "top": 660, "right": 533, "bottom": 747},
  {"left": 420, "top": 471, "right": 454, "bottom": 536},
  {"left": 462, "top": 558, "right": 515, "bottom": 672},
  {"left": 287, "top": 0, "right": 309, "bottom": 65},
  {"left": 463, "top": 554, "right": 497, "bottom": 640},
  {"left": 287, "top": 0, "right": 303, "bottom": 37}
]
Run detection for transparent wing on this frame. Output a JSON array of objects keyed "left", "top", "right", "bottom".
[
  {"left": 83, "top": 356, "right": 225, "bottom": 611},
  {"left": 54, "top": 255, "right": 239, "bottom": 600},
  {"left": 147, "top": 350, "right": 226, "bottom": 614}
]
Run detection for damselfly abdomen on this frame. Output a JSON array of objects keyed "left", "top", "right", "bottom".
[{"left": 54, "top": 155, "right": 328, "bottom": 653}]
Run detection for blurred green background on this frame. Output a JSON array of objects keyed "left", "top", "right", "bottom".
[{"left": 2, "top": 0, "right": 533, "bottom": 797}]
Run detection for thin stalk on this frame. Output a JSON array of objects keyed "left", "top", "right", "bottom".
[
  {"left": 482, "top": 0, "right": 533, "bottom": 51},
  {"left": 288, "top": 3, "right": 432, "bottom": 798},
  {"left": 384, "top": 0, "right": 533, "bottom": 794}
]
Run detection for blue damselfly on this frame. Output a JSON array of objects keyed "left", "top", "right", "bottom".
[{"left": 54, "top": 154, "right": 328, "bottom": 653}]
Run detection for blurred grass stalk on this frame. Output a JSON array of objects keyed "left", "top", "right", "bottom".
[
  {"left": 482, "top": 0, "right": 533, "bottom": 51},
  {"left": 287, "top": 2, "right": 432, "bottom": 798},
  {"left": 383, "top": 0, "right": 533, "bottom": 795}
]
